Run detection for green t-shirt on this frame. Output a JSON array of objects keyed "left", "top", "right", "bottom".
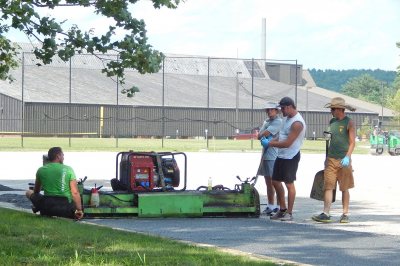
[
  {"left": 328, "top": 116, "right": 350, "bottom": 159},
  {"left": 36, "top": 163, "right": 76, "bottom": 202}
]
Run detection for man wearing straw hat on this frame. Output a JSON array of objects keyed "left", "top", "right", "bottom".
[{"left": 312, "top": 97, "right": 356, "bottom": 223}]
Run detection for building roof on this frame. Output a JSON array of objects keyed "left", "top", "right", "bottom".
[{"left": 0, "top": 44, "right": 394, "bottom": 116}]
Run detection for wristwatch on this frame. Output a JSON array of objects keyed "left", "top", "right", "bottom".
[{"left": 75, "top": 209, "right": 83, "bottom": 214}]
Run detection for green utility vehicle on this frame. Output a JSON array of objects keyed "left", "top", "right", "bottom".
[
  {"left": 370, "top": 130, "right": 400, "bottom": 156},
  {"left": 387, "top": 130, "right": 400, "bottom": 156}
]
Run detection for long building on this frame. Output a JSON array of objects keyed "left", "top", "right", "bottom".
[{"left": 0, "top": 45, "right": 395, "bottom": 138}]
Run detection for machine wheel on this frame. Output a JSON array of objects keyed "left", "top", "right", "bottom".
[
  {"left": 370, "top": 150, "right": 381, "bottom": 155},
  {"left": 370, "top": 145, "right": 383, "bottom": 155}
]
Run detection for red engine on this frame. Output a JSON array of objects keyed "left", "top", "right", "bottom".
[
  {"left": 111, "top": 152, "right": 181, "bottom": 192},
  {"left": 130, "top": 156, "right": 155, "bottom": 191}
]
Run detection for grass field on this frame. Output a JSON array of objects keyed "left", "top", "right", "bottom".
[
  {"left": 0, "top": 136, "right": 370, "bottom": 154},
  {"left": 0, "top": 208, "right": 278, "bottom": 265}
]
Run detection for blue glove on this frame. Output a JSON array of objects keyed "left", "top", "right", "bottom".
[
  {"left": 260, "top": 136, "right": 270, "bottom": 148},
  {"left": 341, "top": 156, "right": 350, "bottom": 167}
]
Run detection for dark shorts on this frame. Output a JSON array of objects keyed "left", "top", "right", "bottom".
[
  {"left": 272, "top": 152, "right": 301, "bottom": 183},
  {"left": 30, "top": 193, "right": 75, "bottom": 219}
]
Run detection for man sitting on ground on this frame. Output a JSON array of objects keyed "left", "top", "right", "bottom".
[{"left": 26, "top": 147, "right": 83, "bottom": 220}]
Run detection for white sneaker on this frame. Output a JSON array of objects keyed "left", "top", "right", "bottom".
[
  {"left": 262, "top": 206, "right": 279, "bottom": 216},
  {"left": 280, "top": 212, "right": 293, "bottom": 221},
  {"left": 270, "top": 209, "right": 286, "bottom": 220}
]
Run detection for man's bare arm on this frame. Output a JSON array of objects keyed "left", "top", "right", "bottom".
[{"left": 269, "top": 121, "right": 304, "bottom": 148}]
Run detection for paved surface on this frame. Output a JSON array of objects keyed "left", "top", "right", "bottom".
[
  {"left": 90, "top": 216, "right": 400, "bottom": 266},
  {"left": 1, "top": 151, "right": 400, "bottom": 265}
]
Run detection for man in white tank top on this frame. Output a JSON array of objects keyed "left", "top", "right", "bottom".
[{"left": 260, "top": 97, "right": 306, "bottom": 221}]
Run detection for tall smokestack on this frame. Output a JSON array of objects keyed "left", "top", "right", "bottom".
[{"left": 261, "top": 18, "right": 266, "bottom": 60}]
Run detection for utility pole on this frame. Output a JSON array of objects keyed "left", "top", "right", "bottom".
[
  {"left": 381, "top": 82, "right": 384, "bottom": 126},
  {"left": 235, "top": 71, "right": 242, "bottom": 133}
]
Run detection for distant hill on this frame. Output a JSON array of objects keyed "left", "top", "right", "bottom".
[{"left": 308, "top": 69, "right": 396, "bottom": 92}]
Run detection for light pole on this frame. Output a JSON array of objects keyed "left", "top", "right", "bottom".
[
  {"left": 235, "top": 71, "right": 242, "bottom": 132},
  {"left": 306, "top": 85, "right": 312, "bottom": 139},
  {"left": 381, "top": 82, "right": 384, "bottom": 126}
]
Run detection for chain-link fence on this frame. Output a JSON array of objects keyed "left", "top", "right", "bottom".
[
  {"left": 1, "top": 51, "right": 395, "bottom": 149},
  {"left": 0, "top": 52, "right": 300, "bottom": 146}
]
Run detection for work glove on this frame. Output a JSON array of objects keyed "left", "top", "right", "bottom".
[
  {"left": 260, "top": 136, "right": 270, "bottom": 148},
  {"left": 340, "top": 156, "right": 350, "bottom": 167}
]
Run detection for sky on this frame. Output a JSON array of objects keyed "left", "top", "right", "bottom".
[{"left": 7, "top": 0, "right": 400, "bottom": 71}]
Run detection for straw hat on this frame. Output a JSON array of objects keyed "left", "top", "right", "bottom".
[
  {"left": 263, "top": 102, "right": 280, "bottom": 110},
  {"left": 324, "top": 97, "right": 356, "bottom": 111}
]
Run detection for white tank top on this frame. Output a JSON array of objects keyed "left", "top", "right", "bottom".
[{"left": 278, "top": 112, "right": 306, "bottom": 159}]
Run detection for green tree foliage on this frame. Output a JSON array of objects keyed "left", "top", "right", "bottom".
[
  {"left": 341, "top": 74, "right": 385, "bottom": 104},
  {"left": 0, "top": 35, "right": 18, "bottom": 82},
  {"left": 389, "top": 89, "right": 400, "bottom": 123},
  {"left": 0, "top": 0, "right": 181, "bottom": 97},
  {"left": 309, "top": 68, "right": 396, "bottom": 92},
  {"left": 389, "top": 41, "right": 400, "bottom": 122}
]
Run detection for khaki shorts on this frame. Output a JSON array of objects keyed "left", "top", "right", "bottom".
[{"left": 324, "top": 157, "right": 354, "bottom": 191}]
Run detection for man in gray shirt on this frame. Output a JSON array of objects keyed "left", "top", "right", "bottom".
[{"left": 257, "top": 102, "right": 282, "bottom": 215}]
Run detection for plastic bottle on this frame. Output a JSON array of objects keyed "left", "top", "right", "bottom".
[
  {"left": 90, "top": 186, "right": 100, "bottom": 207},
  {"left": 208, "top": 177, "right": 212, "bottom": 191}
]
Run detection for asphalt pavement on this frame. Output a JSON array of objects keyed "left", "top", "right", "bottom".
[
  {"left": 1, "top": 151, "right": 400, "bottom": 265},
  {"left": 89, "top": 215, "right": 400, "bottom": 266}
]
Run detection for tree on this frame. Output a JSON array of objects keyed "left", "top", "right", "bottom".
[
  {"left": 389, "top": 89, "right": 400, "bottom": 123},
  {"left": 341, "top": 74, "right": 385, "bottom": 105},
  {"left": 0, "top": 35, "right": 18, "bottom": 82},
  {"left": 389, "top": 41, "right": 400, "bottom": 122},
  {"left": 0, "top": 0, "right": 181, "bottom": 97}
]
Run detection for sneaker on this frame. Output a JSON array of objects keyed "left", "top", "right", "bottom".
[
  {"left": 31, "top": 205, "right": 39, "bottom": 214},
  {"left": 270, "top": 209, "right": 286, "bottom": 220},
  {"left": 262, "top": 206, "right": 279, "bottom": 216},
  {"left": 262, "top": 206, "right": 272, "bottom": 215},
  {"left": 340, "top": 214, "right": 349, "bottom": 223},
  {"left": 312, "top": 212, "right": 332, "bottom": 223},
  {"left": 280, "top": 212, "right": 293, "bottom": 221}
]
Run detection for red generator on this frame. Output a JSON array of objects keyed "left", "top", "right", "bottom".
[
  {"left": 130, "top": 156, "right": 155, "bottom": 191},
  {"left": 111, "top": 152, "right": 181, "bottom": 192}
]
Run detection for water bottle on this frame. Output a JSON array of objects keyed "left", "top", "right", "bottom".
[{"left": 208, "top": 177, "right": 212, "bottom": 191}]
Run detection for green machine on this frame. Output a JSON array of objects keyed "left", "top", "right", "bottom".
[
  {"left": 80, "top": 151, "right": 260, "bottom": 218},
  {"left": 369, "top": 130, "right": 400, "bottom": 156},
  {"left": 369, "top": 133, "right": 386, "bottom": 155},
  {"left": 387, "top": 130, "right": 400, "bottom": 156}
]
